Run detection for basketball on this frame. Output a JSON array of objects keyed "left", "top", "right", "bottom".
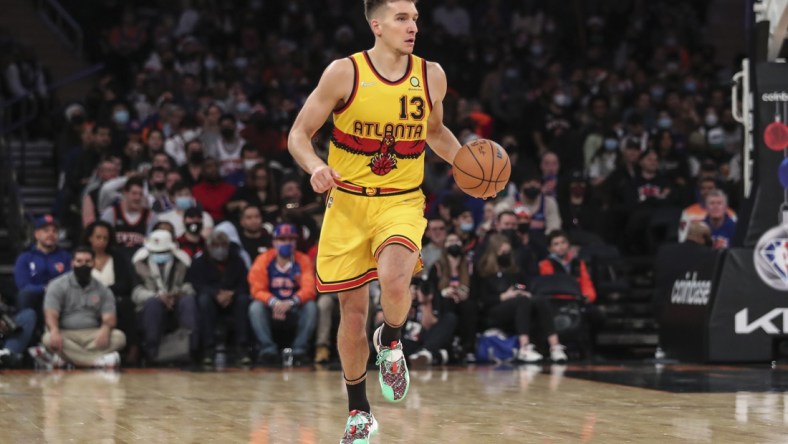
[{"left": 452, "top": 139, "right": 511, "bottom": 199}]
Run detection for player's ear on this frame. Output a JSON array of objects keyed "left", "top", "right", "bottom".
[{"left": 370, "top": 18, "right": 382, "bottom": 37}]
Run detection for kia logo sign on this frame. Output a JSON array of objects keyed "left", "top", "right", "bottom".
[{"left": 735, "top": 308, "right": 788, "bottom": 334}]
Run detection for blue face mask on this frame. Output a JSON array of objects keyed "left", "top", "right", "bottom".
[
  {"left": 113, "top": 110, "right": 130, "bottom": 125},
  {"left": 604, "top": 138, "right": 619, "bottom": 151},
  {"left": 460, "top": 222, "right": 474, "bottom": 233},
  {"left": 151, "top": 252, "right": 172, "bottom": 264},
  {"left": 175, "top": 196, "right": 193, "bottom": 210},
  {"left": 657, "top": 117, "right": 673, "bottom": 129},
  {"left": 277, "top": 244, "right": 293, "bottom": 258}
]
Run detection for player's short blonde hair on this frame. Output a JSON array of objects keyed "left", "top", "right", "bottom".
[{"left": 363, "top": 0, "right": 418, "bottom": 21}]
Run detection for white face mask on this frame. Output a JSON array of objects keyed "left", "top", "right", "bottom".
[
  {"left": 244, "top": 159, "right": 259, "bottom": 170},
  {"left": 705, "top": 114, "right": 718, "bottom": 127}
]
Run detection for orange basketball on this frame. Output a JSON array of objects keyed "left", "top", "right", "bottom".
[{"left": 452, "top": 139, "right": 511, "bottom": 199}]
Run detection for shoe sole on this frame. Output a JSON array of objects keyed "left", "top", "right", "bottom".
[{"left": 373, "top": 326, "right": 409, "bottom": 403}]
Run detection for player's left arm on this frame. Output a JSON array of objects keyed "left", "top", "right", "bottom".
[{"left": 425, "top": 61, "right": 462, "bottom": 164}]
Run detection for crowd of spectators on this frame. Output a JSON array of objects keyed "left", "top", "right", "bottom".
[{"left": 0, "top": 0, "right": 744, "bottom": 369}]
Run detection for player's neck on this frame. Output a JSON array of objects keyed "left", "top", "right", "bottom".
[{"left": 367, "top": 46, "right": 409, "bottom": 78}]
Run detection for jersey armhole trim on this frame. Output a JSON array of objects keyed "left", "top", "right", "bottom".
[
  {"left": 422, "top": 59, "right": 433, "bottom": 111},
  {"left": 334, "top": 56, "right": 359, "bottom": 115}
]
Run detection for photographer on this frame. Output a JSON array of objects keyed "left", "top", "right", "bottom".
[
  {"left": 0, "top": 301, "right": 36, "bottom": 368},
  {"left": 374, "top": 276, "right": 458, "bottom": 368}
]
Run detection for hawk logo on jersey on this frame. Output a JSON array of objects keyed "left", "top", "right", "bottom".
[{"left": 330, "top": 126, "right": 425, "bottom": 176}]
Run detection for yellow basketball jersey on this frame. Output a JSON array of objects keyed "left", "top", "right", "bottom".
[{"left": 329, "top": 51, "right": 432, "bottom": 189}]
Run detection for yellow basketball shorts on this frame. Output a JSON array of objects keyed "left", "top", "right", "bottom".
[{"left": 315, "top": 182, "right": 427, "bottom": 293}]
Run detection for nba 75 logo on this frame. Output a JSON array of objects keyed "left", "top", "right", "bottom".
[{"left": 754, "top": 224, "right": 788, "bottom": 291}]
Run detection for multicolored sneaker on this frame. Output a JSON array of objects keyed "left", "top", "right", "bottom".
[
  {"left": 372, "top": 325, "right": 409, "bottom": 402},
  {"left": 340, "top": 410, "right": 378, "bottom": 444}
]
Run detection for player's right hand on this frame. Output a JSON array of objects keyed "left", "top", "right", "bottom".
[{"left": 310, "top": 165, "right": 341, "bottom": 193}]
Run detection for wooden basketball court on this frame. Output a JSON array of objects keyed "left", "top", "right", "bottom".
[{"left": 1, "top": 364, "right": 787, "bottom": 442}]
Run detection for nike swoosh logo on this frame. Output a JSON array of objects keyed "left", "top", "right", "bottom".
[{"left": 361, "top": 81, "right": 376, "bottom": 87}]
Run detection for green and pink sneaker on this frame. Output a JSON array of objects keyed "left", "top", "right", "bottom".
[
  {"left": 340, "top": 410, "right": 378, "bottom": 444},
  {"left": 372, "top": 325, "right": 410, "bottom": 403}
]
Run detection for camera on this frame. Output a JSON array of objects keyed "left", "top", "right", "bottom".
[
  {"left": 410, "top": 276, "right": 432, "bottom": 296},
  {"left": 0, "top": 302, "right": 21, "bottom": 339}
]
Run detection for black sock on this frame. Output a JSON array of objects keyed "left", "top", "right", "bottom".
[
  {"left": 380, "top": 321, "right": 403, "bottom": 346},
  {"left": 346, "top": 373, "right": 370, "bottom": 413}
]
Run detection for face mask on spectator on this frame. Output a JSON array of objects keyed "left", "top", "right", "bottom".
[
  {"left": 459, "top": 222, "right": 474, "bottom": 233},
  {"left": 244, "top": 159, "right": 259, "bottom": 170},
  {"left": 277, "top": 244, "right": 293, "bottom": 258},
  {"left": 113, "top": 110, "right": 130, "bottom": 125},
  {"left": 604, "top": 138, "right": 619, "bottom": 151},
  {"left": 209, "top": 246, "right": 228, "bottom": 261},
  {"left": 517, "top": 222, "right": 530, "bottom": 234},
  {"left": 151, "top": 252, "right": 172, "bottom": 264},
  {"left": 553, "top": 94, "right": 571, "bottom": 108},
  {"left": 530, "top": 44, "right": 544, "bottom": 57},
  {"left": 175, "top": 197, "right": 193, "bottom": 210},
  {"left": 657, "top": 116, "right": 672, "bottom": 129},
  {"left": 152, "top": 181, "right": 166, "bottom": 191},
  {"left": 500, "top": 229, "right": 518, "bottom": 245},
  {"left": 497, "top": 254, "right": 512, "bottom": 268},
  {"left": 220, "top": 127, "right": 235, "bottom": 140},
  {"left": 188, "top": 151, "right": 204, "bottom": 164},
  {"left": 73, "top": 265, "right": 92, "bottom": 287},
  {"left": 204, "top": 57, "right": 218, "bottom": 71},
  {"left": 650, "top": 87, "right": 665, "bottom": 100},
  {"left": 522, "top": 187, "right": 541, "bottom": 199},
  {"left": 447, "top": 244, "right": 463, "bottom": 257},
  {"left": 705, "top": 113, "right": 718, "bottom": 127},
  {"left": 186, "top": 222, "right": 202, "bottom": 235}
]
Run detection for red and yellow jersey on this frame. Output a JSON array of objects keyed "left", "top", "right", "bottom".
[{"left": 329, "top": 51, "right": 432, "bottom": 189}]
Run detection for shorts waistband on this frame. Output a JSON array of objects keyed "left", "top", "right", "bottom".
[{"left": 334, "top": 180, "right": 420, "bottom": 197}]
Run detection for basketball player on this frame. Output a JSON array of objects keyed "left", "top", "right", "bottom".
[{"left": 288, "top": 0, "right": 462, "bottom": 442}]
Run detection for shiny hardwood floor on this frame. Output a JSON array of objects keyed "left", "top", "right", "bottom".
[{"left": 2, "top": 364, "right": 788, "bottom": 443}]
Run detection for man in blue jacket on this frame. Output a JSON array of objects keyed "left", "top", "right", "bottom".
[{"left": 14, "top": 215, "right": 72, "bottom": 316}]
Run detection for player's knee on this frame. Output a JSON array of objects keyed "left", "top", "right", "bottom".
[
  {"left": 377, "top": 268, "right": 410, "bottom": 293},
  {"left": 340, "top": 311, "right": 367, "bottom": 336}
]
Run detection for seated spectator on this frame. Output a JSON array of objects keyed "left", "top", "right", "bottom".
[
  {"left": 177, "top": 208, "right": 207, "bottom": 258},
  {"left": 82, "top": 221, "right": 139, "bottom": 365},
  {"left": 211, "top": 114, "right": 245, "bottom": 179},
  {"left": 82, "top": 158, "right": 121, "bottom": 227},
  {"left": 157, "top": 181, "right": 214, "bottom": 238},
  {"left": 152, "top": 221, "right": 176, "bottom": 240},
  {"left": 274, "top": 176, "right": 320, "bottom": 249},
  {"left": 224, "top": 144, "right": 264, "bottom": 188},
  {"left": 586, "top": 132, "right": 619, "bottom": 188},
  {"left": 450, "top": 205, "right": 479, "bottom": 254},
  {"left": 314, "top": 291, "right": 338, "bottom": 364},
  {"left": 686, "top": 221, "right": 713, "bottom": 247},
  {"left": 14, "top": 215, "right": 72, "bottom": 315},
  {"left": 236, "top": 205, "right": 272, "bottom": 261},
  {"left": 132, "top": 230, "right": 198, "bottom": 362},
  {"left": 678, "top": 176, "right": 736, "bottom": 242},
  {"left": 248, "top": 224, "right": 317, "bottom": 366},
  {"left": 473, "top": 234, "right": 567, "bottom": 363},
  {"left": 0, "top": 300, "right": 36, "bottom": 369},
  {"left": 189, "top": 231, "right": 251, "bottom": 367},
  {"left": 101, "top": 177, "right": 157, "bottom": 260},
  {"left": 540, "top": 151, "right": 561, "bottom": 197},
  {"left": 421, "top": 217, "right": 448, "bottom": 276},
  {"left": 427, "top": 233, "right": 475, "bottom": 360},
  {"left": 192, "top": 157, "right": 236, "bottom": 222},
  {"left": 382, "top": 275, "right": 458, "bottom": 368},
  {"left": 147, "top": 166, "right": 172, "bottom": 213},
  {"left": 177, "top": 138, "right": 205, "bottom": 188},
  {"left": 704, "top": 190, "right": 736, "bottom": 249},
  {"left": 514, "top": 172, "right": 562, "bottom": 247},
  {"left": 558, "top": 170, "right": 603, "bottom": 245},
  {"left": 40, "top": 246, "right": 126, "bottom": 368},
  {"left": 227, "top": 163, "right": 279, "bottom": 221},
  {"left": 538, "top": 230, "right": 597, "bottom": 303}
]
